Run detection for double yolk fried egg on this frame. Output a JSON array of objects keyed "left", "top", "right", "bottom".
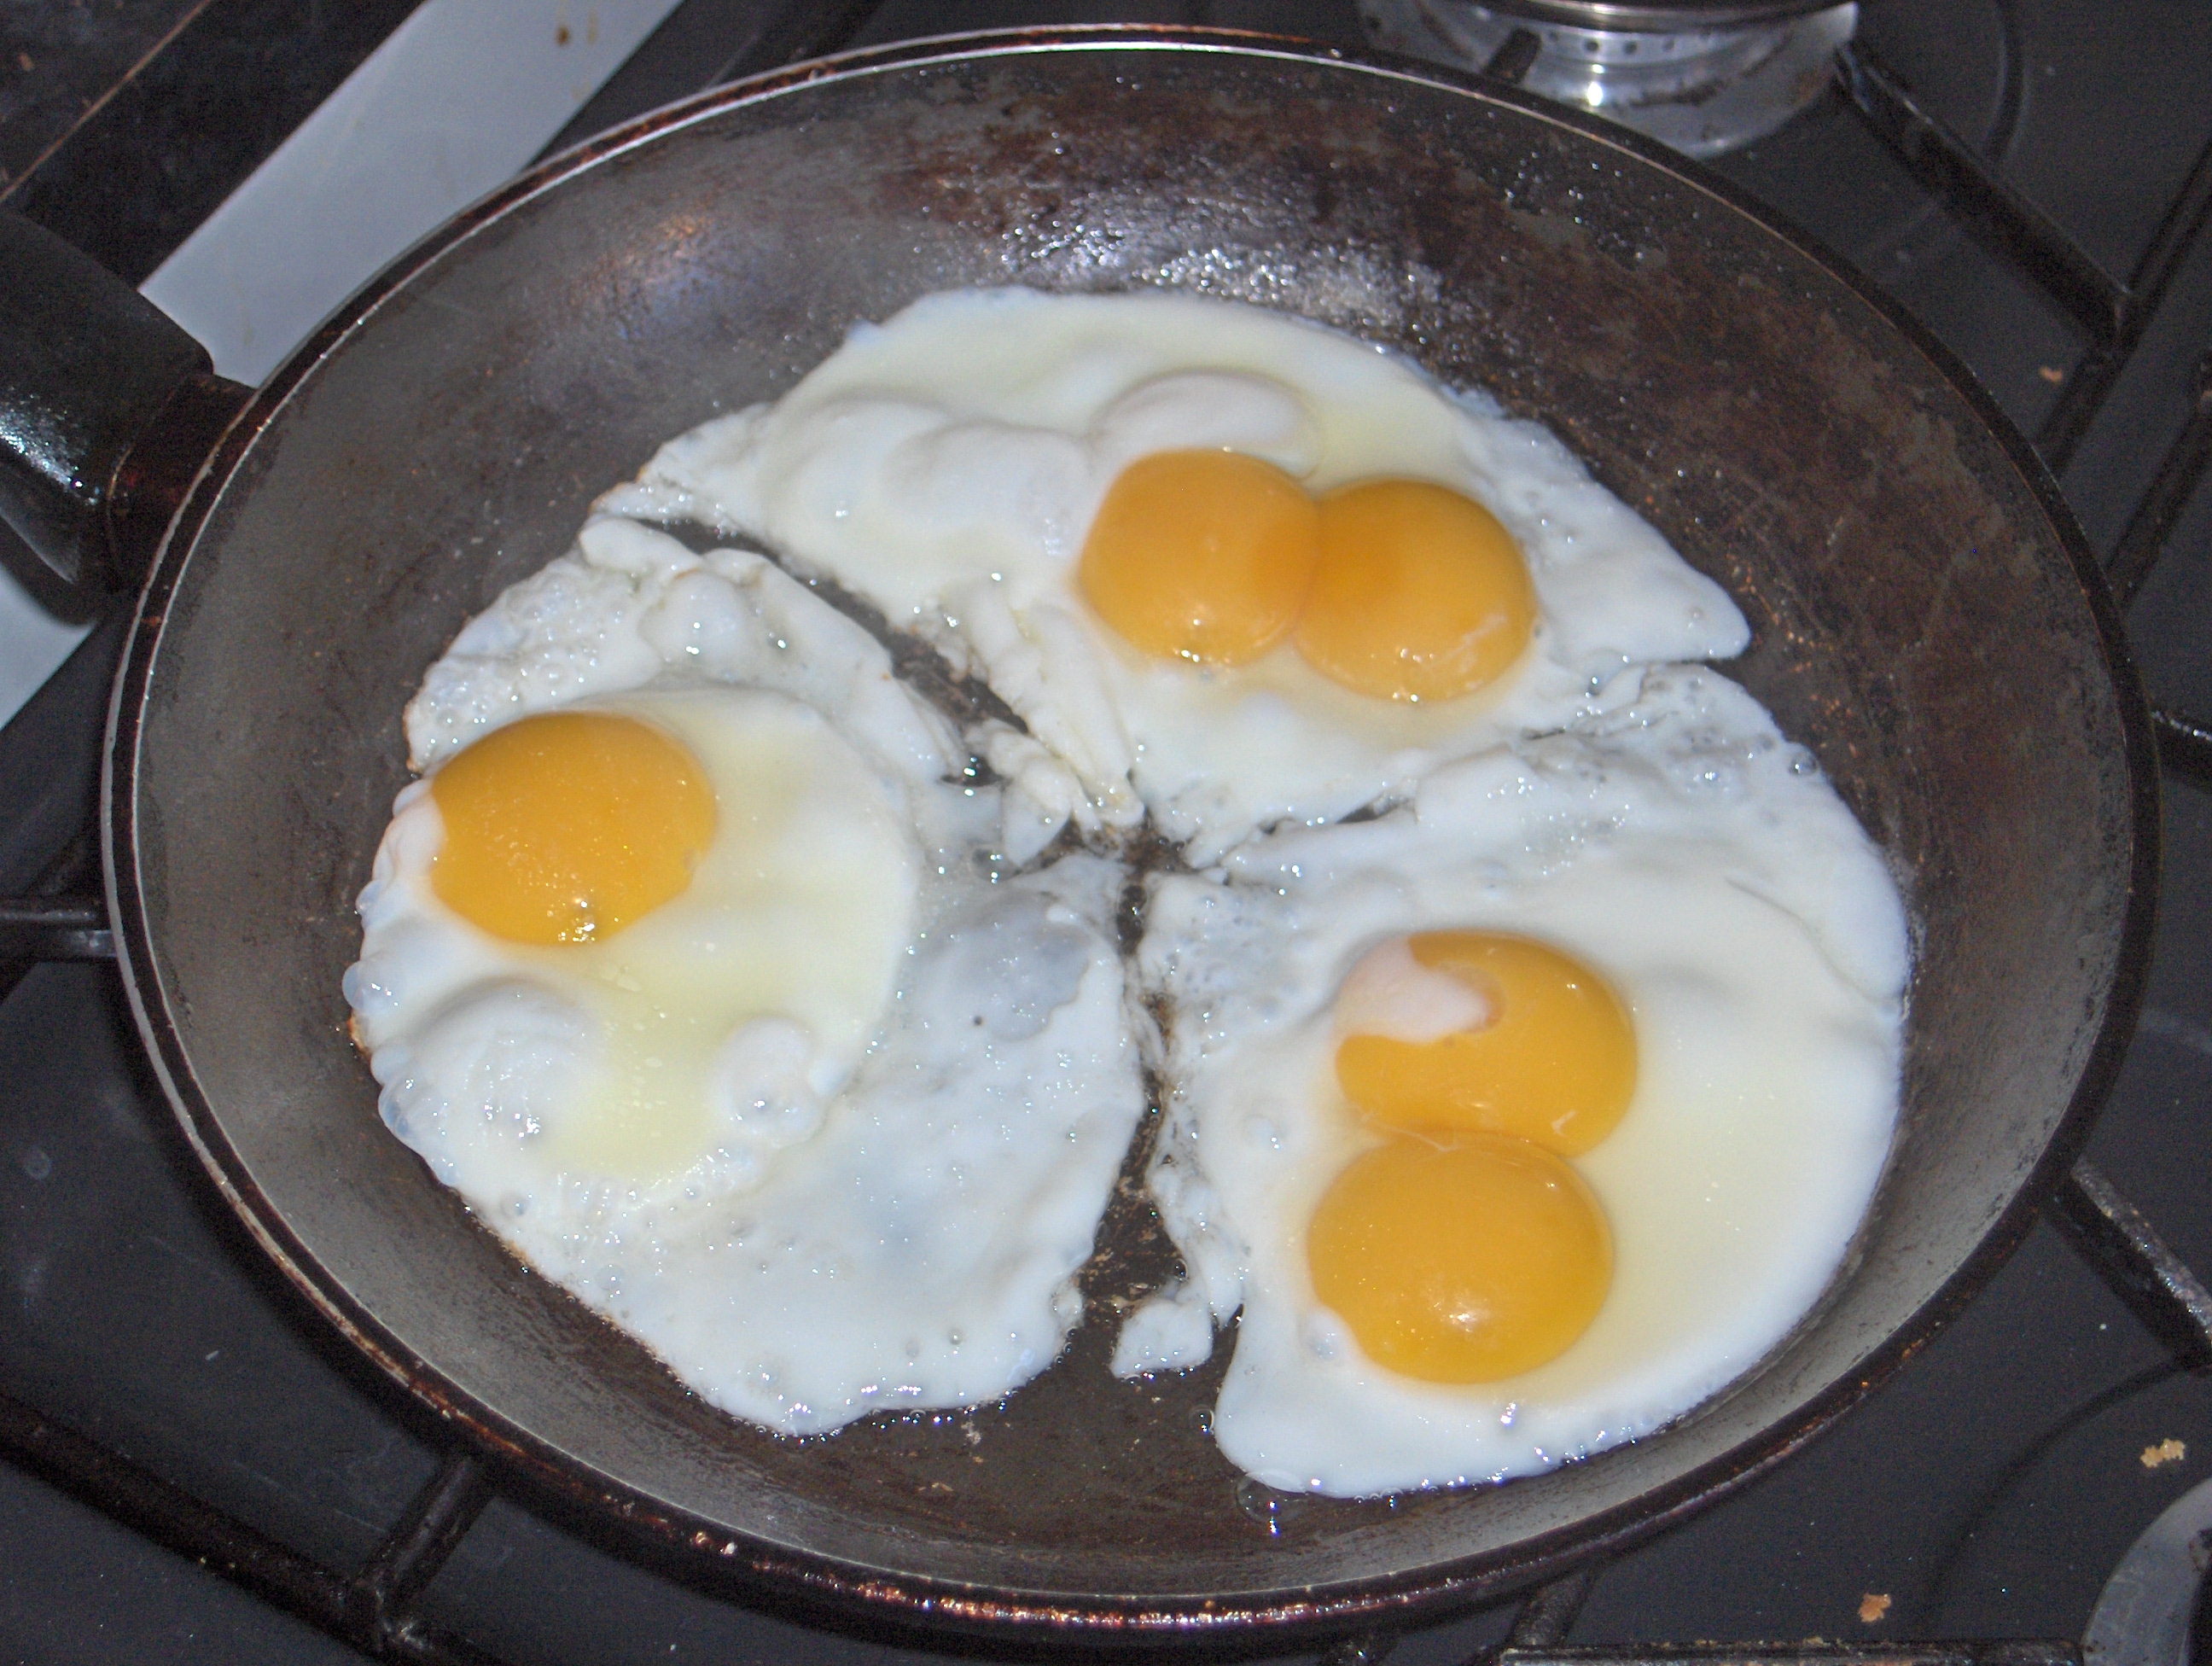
[
  {"left": 349, "top": 288, "right": 1907, "bottom": 1497},
  {"left": 1119, "top": 667, "right": 1905, "bottom": 1494},
  {"left": 603, "top": 288, "right": 1749, "bottom": 862}
]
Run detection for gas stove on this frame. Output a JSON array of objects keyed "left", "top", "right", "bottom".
[
  {"left": 1359, "top": 0, "right": 1859, "bottom": 157},
  {"left": 2, "top": 3, "right": 2209, "bottom": 1661}
]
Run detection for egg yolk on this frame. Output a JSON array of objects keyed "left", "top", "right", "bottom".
[
  {"left": 1294, "top": 479, "right": 1536, "bottom": 702},
  {"left": 429, "top": 711, "right": 716, "bottom": 946},
  {"left": 1335, "top": 932, "right": 1636, "bottom": 1156},
  {"left": 1307, "top": 1133, "right": 1612, "bottom": 1383},
  {"left": 1078, "top": 449, "right": 1321, "bottom": 666}
]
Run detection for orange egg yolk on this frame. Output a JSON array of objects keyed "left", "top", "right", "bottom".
[
  {"left": 1078, "top": 450, "right": 1321, "bottom": 666},
  {"left": 1335, "top": 931, "right": 1636, "bottom": 1157},
  {"left": 429, "top": 710, "right": 716, "bottom": 946},
  {"left": 1294, "top": 479, "right": 1536, "bottom": 702},
  {"left": 1307, "top": 1133, "right": 1612, "bottom": 1383}
]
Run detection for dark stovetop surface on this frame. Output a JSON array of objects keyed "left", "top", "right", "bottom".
[{"left": 2, "top": 2, "right": 2210, "bottom": 1661}]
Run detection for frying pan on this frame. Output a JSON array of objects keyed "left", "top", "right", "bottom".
[{"left": 0, "top": 26, "right": 2159, "bottom": 1649}]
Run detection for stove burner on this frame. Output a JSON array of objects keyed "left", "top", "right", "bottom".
[
  {"left": 1358, "top": 0, "right": 1857, "bottom": 156},
  {"left": 2086, "top": 1473, "right": 2212, "bottom": 1666}
]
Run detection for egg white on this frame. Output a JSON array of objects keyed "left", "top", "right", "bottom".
[
  {"left": 352, "top": 292, "right": 1911, "bottom": 1488},
  {"left": 602, "top": 288, "right": 1750, "bottom": 862},
  {"left": 352, "top": 684, "right": 929, "bottom": 1215},
  {"left": 346, "top": 517, "right": 1150, "bottom": 1433},
  {"left": 1117, "top": 666, "right": 1907, "bottom": 1497}
]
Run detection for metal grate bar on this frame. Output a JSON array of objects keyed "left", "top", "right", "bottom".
[
  {"left": 713, "top": 0, "right": 882, "bottom": 82},
  {"left": 1835, "top": 42, "right": 2122, "bottom": 346},
  {"left": 0, "top": 830, "right": 107, "bottom": 1005},
  {"left": 1316, "top": 1563, "right": 1604, "bottom": 1666},
  {"left": 2051, "top": 1160, "right": 2212, "bottom": 1366},
  {"left": 2154, "top": 708, "right": 2212, "bottom": 793},
  {"left": 346, "top": 1453, "right": 499, "bottom": 1652},
  {"left": 2105, "top": 347, "right": 2212, "bottom": 609},
  {"left": 0, "top": 1389, "right": 504, "bottom": 1664},
  {"left": 0, "top": 894, "right": 113, "bottom": 962},
  {"left": 538, "top": 0, "right": 885, "bottom": 161},
  {"left": 2039, "top": 137, "right": 2212, "bottom": 469},
  {"left": 1482, "top": 27, "right": 1544, "bottom": 86},
  {"left": 1510, "top": 1565, "right": 1600, "bottom": 1648}
]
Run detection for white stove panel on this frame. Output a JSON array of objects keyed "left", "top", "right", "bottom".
[{"left": 0, "top": 0, "right": 684, "bottom": 728}]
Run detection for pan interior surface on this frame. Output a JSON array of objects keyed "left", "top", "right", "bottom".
[{"left": 114, "top": 37, "right": 2144, "bottom": 1621}]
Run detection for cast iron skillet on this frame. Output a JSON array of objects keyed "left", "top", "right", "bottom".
[{"left": 0, "top": 26, "right": 2161, "bottom": 1651}]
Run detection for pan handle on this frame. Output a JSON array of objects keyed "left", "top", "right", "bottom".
[{"left": 0, "top": 210, "right": 252, "bottom": 599}]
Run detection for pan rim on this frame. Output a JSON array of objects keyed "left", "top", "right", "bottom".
[{"left": 100, "top": 23, "right": 2163, "bottom": 1643}]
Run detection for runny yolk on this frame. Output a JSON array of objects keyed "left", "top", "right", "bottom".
[
  {"left": 429, "top": 710, "right": 716, "bottom": 946},
  {"left": 1335, "top": 931, "right": 1636, "bottom": 1156},
  {"left": 1077, "top": 449, "right": 1321, "bottom": 666},
  {"left": 1293, "top": 479, "right": 1536, "bottom": 702},
  {"left": 1307, "top": 1133, "right": 1612, "bottom": 1383}
]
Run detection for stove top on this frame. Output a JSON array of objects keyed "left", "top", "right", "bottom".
[{"left": 2, "top": 2, "right": 2209, "bottom": 1660}]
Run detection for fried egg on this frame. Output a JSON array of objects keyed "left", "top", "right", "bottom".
[
  {"left": 345, "top": 516, "right": 1148, "bottom": 1433},
  {"left": 602, "top": 288, "right": 1749, "bottom": 861},
  {"left": 351, "top": 288, "right": 1909, "bottom": 1495},
  {"left": 1115, "top": 667, "right": 1906, "bottom": 1496}
]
